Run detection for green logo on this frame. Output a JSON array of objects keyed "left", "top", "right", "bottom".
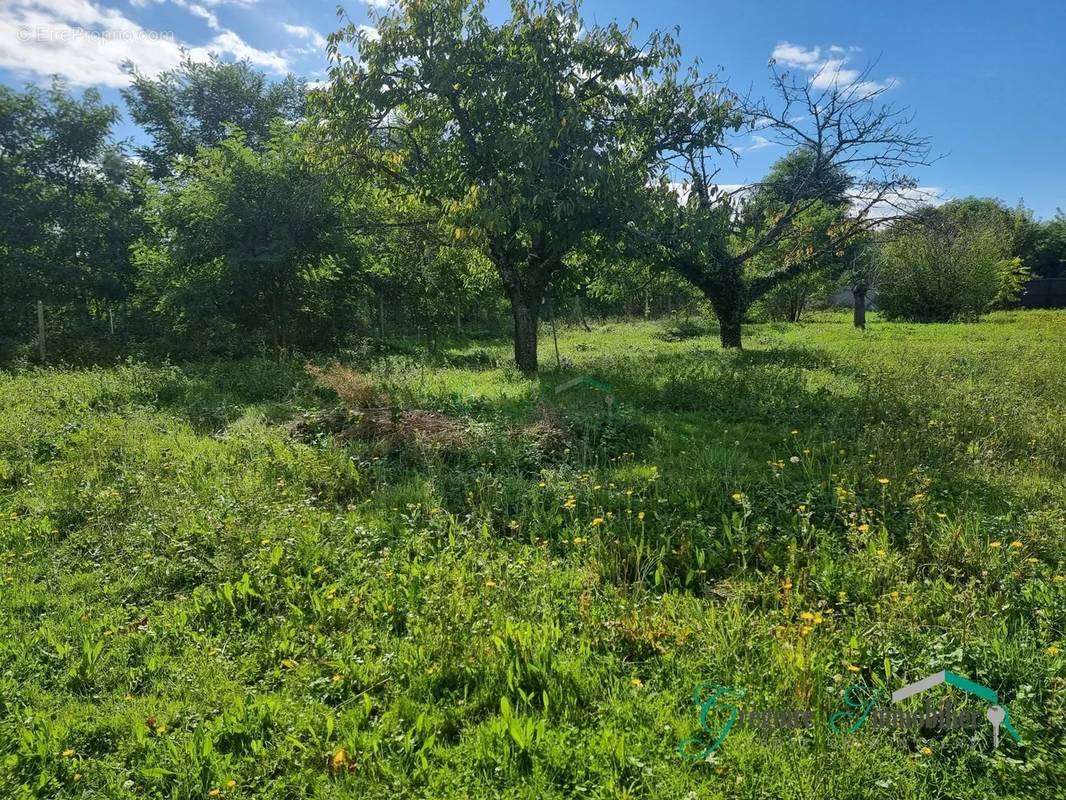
[
  {"left": 676, "top": 683, "right": 746, "bottom": 760},
  {"left": 678, "top": 671, "right": 1021, "bottom": 759}
]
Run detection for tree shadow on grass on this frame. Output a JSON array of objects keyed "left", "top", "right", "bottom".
[
  {"left": 513, "top": 342, "right": 1017, "bottom": 516},
  {"left": 154, "top": 359, "right": 315, "bottom": 433}
]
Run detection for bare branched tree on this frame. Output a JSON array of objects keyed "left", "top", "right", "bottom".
[{"left": 646, "top": 61, "right": 938, "bottom": 347}]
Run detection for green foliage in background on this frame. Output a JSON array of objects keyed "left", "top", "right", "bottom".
[
  {"left": 122, "top": 56, "right": 307, "bottom": 180},
  {"left": 876, "top": 201, "right": 1029, "bottom": 322},
  {"left": 0, "top": 81, "right": 145, "bottom": 359},
  {"left": 134, "top": 126, "right": 355, "bottom": 359}
]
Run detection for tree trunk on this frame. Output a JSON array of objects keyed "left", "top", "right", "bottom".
[
  {"left": 574, "top": 296, "right": 591, "bottom": 332},
  {"left": 853, "top": 286, "right": 867, "bottom": 329},
  {"left": 494, "top": 244, "right": 553, "bottom": 374},
  {"left": 719, "top": 311, "right": 742, "bottom": 348},
  {"left": 269, "top": 292, "right": 280, "bottom": 362},
  {"left": 510, "top": 296, "right": 539, "bottom": 374},
  {"left": 712, "top": 290, "right": 745, "bottom": 349}
]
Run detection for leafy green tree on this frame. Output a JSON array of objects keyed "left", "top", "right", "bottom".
[
  {"left": 323, "top": 0, "right": 700, "bottom": 373},
  {"left": 743, "top": 149, "right": 852, "bottom": 323},
  {"left": 0, "top": 81, "right": 143, "bottom": 357},
  {"left": 135, "top": 126, "right": 352, "bottom": 358},
  {"left": 875, "top": 206, "right": 1027, "bottom": 322},
  {"left": 1024, "top": 210, "right": 1066, "bottom": 279},
  {"left": 647, "top": 65, "right": 934, "bottom": 348},
  {"left": 122, "top": 56, "right": 306, "bottom": 178}
]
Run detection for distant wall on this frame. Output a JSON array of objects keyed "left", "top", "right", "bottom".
[
  {"left": 1019, "top": 279, "right": 1066, "bottom": 309},
  {"left": 829, "top": 287, "right": 878, "bottom": 310}
]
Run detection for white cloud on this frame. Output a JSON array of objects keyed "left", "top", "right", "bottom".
[
  {"left": 364, "top": 0, "right": 394, "bottom": 8},
  {"left": 859, "top": 186, "right": 944, "bottom": 220},
  {"left": 0, "top": 0, "right": 289, "bottom": 87},
  {"left": 742, "top": 134, "right": 777, "bottom": 152},
  {"left": 358, "top": 24, "right": 379, "bottom": 41},
  {"left": 284, "top": 22, "right": 326, "bottom": 49},
  {"left": 173, "top": 0, "right": 219, "bottom": 30},
  {"left": 664, "top": 181, "right": 751, "bottom": 206},
  {"left": 771, "top": 42, "right": 822, "bottom": 69},
  {"left": 194, "top": 29, "right": 287, "bottom": 72},
  {"left": 771, "top": 41, "right": 898, "bottom": 94}
]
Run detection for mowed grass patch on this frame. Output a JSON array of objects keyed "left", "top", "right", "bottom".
[{"left": 1, "top": 312, "right": 1064, "bottom": 798}]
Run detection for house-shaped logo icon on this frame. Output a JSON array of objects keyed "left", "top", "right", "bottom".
[{"left": 891, "top": 671, "right": 1020, "bottom": 748}]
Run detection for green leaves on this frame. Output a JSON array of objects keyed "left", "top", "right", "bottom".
[
  {"left": 326, "top": 0, "right": 702, "bottom": 370},
  {"left": 134, "top": 126, "right": 353, "bottom": 357}
]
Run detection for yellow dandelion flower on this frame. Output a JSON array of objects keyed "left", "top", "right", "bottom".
[
  {"left": 209, "top": 790, "right": 221, "bottom": 798},
  {"left": 331, "top": 748, "right": 348, "bottom": 769},
  {"left": 812, "top": 613, "right": 823, "bottom": 625},
  {"left": 1010, "top": 540, "right": 1023, "bottom": 549},
  {"left": 782, "top": 578, "right": 792, "bottom": 590},
  {"left": 919, "top": 746, "right": 932, "bottom": 756},
  {"left": 630, "top": 677, "right": 643, "bottom": 687},
  {"left": 591, "top": 517, "right": 604, "bottom": 527},
  {"left": 637, "top": 511, "right": 645, "bottom": 521},
  {"left": 332, "top": 674, "right": 344, "bottom": 683},
  {"left": 484, "top": 579, "right": 497, "bottom": 588},
  {"left": 847, "top": 664, "right": 861, "bottom": 673},
  {"left": 989, "top": 541, "right": 1002, "bottom": 549},
  {"left": 800, "top": 611, "right": 814, "bottom": 621},
  {"left": 62, "top": 749, "right": 75, "bottom": 758},
  {"left": 1048, "top": 646, "right": 1061, "bottom": 656},
  {"left": 857, "top": 523, "right": 870, "bottom": 533},
  {"left": 877, "top": 477, "right": 890, "bottom": 485},
  {"left": 73, "top": 773, "right": 82, "bottom": 781},
  {"left": 800, "top": 625, "right": 812, "bottom": 636},
  {"left": 227, "top": 780, "right": 237, "bottom": 789}
]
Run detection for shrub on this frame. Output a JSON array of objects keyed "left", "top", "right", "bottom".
[
  {"left": 657, "top": 314, "right": 709, "bottom": 341},
  {"left": 876, "top": 213, "right": 1027, "bottom": 322}
]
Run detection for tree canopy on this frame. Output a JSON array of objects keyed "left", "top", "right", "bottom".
[
  {"left": 323, "top": 0, "right": 711, "bottom": 372},
  {"left": 135, "top": 126, "right": 352, "bottom": 358},
  {"left": 123, "top": 56, "right": 307, "bottom": 178}
]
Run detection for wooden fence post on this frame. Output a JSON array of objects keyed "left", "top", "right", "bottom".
[{"left": 37, "top": 301, "right": 46, "bottom": 363}]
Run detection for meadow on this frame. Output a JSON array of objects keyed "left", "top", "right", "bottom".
[{"left": 0, "top": 311, "right": 1064, "bottom": 799}]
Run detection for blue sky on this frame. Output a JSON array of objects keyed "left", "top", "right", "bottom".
[{"left": 2, "top": 0, "right": 1063, "bottom": 218}]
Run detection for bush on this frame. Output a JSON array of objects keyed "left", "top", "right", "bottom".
[
  {"left": 657, "top": 314, "right": 709, "bottom": 341},
  {"left": 877, "top": 214, "right": 1027, "bottom": 322}
]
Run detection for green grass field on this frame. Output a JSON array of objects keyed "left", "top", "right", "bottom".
[{"left": 1, "top": 311, "right": 1064, "bottom": 799}]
